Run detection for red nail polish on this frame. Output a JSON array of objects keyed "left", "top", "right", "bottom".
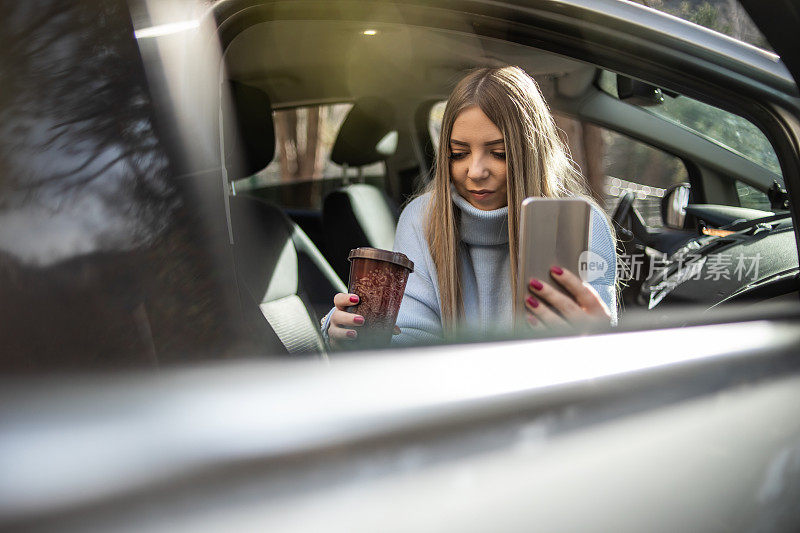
[
  {"left": 550, "top": 266, "right": 564, "bottom": 275},
  {"left": 526, "top": 296, "right": 539, "bottom": 308},
  {"left": 349, "top": 295, "right": 359, "bottom": 303},
  {"left": 353, "top": 316, "right": 364, "bottom": 325},
  {"left": 529, "top": 278, "right": 543, "bottom": 291},
  {"left": 346, "top": 330, "right": 357, "bottom": 338}
]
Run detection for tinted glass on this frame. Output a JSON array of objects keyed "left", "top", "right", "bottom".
[{"left": 0, "top": 0, "right": 264, "bottom": 372}]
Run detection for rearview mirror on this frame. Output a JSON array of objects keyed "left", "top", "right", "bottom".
[
  {"left": 661, "top": 183, "right": 691, "bottom": 229},
  {"left": 617, "top": 75, "right": 665, "bottom": 106}
]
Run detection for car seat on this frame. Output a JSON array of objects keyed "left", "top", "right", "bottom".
[
  {"left": 225, "top": 81, "right": 346, "bottom": 355},
  {"left": 322, "top": 97, "right": 401, "bottom": 281}
]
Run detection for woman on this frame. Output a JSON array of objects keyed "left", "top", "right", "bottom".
[{"left": 326, "top": 66, "right": 616, "bottom": 347}]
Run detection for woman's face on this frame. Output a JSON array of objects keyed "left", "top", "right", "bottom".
[{"left": 449, "top": 106, "right": 508, "bottom": 211}]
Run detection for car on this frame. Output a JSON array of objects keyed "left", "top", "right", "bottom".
[{"left": 1, "top": 0, "right": 800, "bottom": 531}]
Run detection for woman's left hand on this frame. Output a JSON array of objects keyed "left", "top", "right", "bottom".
[{"left": 524, "top": 266, "right": 610, "bottom": 328}]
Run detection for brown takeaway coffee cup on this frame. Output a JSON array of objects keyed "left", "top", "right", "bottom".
[{"left": 346, "top": 247, "right": 414, "bottom": 348}]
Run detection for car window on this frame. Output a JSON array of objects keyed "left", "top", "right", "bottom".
[
  {"left": 736, "top": 180, "right": 773, "bottom": 211},
  {"left": 233, "top": 103, "right": 384, "bottom": 210},
  {"left": 597, "top": 70, "right": 782, "bottom": 180},
  {"left": 647, "top": 95, "right": 781, "bottom": 178},
  {"left": 10, "top": 0, "right": 798, "bottom": 372},
  {"left": 550, "top": 113, "right": 687, "bottom": 227},
  {"left": 595, "top": 127, "right": 687, "bottom": 227}
]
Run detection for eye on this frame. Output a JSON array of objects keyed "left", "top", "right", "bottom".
[
  {"left": 448, "top": 152, "right": 467, "bottom": 160},
  {"left": 492, "top": 151, "right": 506, "bottom": 160}
]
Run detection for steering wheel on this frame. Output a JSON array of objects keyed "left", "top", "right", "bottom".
[
  {"left": 611, "top": 191, "right": 650, "bottom": 246},
  {"left": 611, "top": 191, "right": 650, "bottom": 308},
  {"left": 611, "top": 191, "right": 635, "bottom": 228}
]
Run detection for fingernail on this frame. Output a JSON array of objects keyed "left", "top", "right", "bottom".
[
  {"left": 353, "top": 316, "right": 364, "bottom": 325},
  {"left": 550, "top": 266, "right": 564, "bottom": 275},
  {"left": 526, "top": 296, "right": 539, "bottom": 308},
  {"left": 346, "top": 330, "right": 357, "bottom": 338},
  {"left": 349, "top": 295, "right": 359, "bottom": 303},
  {"left": 529, "top": 278, "right": 543, "bottom": 291},
  {"left": 527, "top": 315, "right": 538, "bottom": 325}
]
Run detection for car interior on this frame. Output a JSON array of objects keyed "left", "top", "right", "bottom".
[{"left": 216, "top": 12, "right": 797, "bottom": 354}]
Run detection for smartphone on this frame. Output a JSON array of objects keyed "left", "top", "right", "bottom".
[{"left": 517, "top": 197, "right": 591, "bottom": 304}]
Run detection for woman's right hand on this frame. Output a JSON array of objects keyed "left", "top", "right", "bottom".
[{"left": 328, "top": 293, "right": 365, "bottom": 348}]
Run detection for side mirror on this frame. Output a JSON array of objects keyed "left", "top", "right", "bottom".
[
  {"left": 617, "top": 75, "right": 665, "bottom": 107},
  {"left": 661, "top": 183, "right": 691, "bottom": 229}
]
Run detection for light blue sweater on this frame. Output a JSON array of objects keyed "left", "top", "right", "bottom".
[
  {"left": 322, "top": 191, "right": 617, "bottom": 346},
  {"left": 390, "top": 191, "right": 617, "bottom": 345}
]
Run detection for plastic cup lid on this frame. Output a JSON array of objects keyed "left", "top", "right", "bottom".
[{"left": 347, "top": 247, "right": 414, "bottom": 272}]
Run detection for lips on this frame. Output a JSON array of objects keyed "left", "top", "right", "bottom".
[{"left": 468, "top": 189, "right": 494, "bottom": 199}]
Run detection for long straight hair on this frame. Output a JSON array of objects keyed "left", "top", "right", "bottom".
[{"left": 425, "top": 66, "right": 598, "bottom": 332}]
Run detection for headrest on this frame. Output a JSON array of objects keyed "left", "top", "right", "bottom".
[
  {"left": 331, "top": 97, "right": 396, "bottom": 167},
  {"left": 226, "top": 81, "right": 275, "bottom": 180}
]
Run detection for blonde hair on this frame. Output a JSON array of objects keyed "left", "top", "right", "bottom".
[{"left": 424, "top": 66, "right": 598, "bottom": 333}]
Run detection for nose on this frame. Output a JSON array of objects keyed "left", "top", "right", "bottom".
[{"left": 466, "top": 152, "right": 489, "bottom": 180}]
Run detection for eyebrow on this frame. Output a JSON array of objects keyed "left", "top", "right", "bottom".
[{"left": 450, "top": 139, "right": 505, "bottom": 147}]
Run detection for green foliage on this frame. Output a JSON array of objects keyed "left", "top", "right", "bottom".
[
  {"left": 631, "top": 0, "right": 771, "bottom": 50},
  {"left": 685, "top": 1, "right": 730, "bottom": 34},
  {"left": 647, "top": 95, "right": 781, "bottom": 176}
]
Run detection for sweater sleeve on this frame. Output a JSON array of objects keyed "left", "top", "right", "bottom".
[
  {"left": 588, "top": 205, "right": 618, "bottom": 325},
  {"left": 391, "top": 195, "right": 445, "bottom": 345}
]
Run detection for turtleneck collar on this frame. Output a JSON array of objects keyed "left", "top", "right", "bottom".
[{"left": 451, "top": 185, "right": 509, "bottom": 246}]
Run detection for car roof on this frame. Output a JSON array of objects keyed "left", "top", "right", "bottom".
[
  {"left": 224, "top": 19, "right": 586, "bottom": 106},
  {"left": 213, "top": 0, "right": 797, "bottom": 106}
]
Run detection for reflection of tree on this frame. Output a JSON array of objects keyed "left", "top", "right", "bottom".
[
  {"left": 0, "top": 0, "right": 255, "bottom": 371},
  {"left": 0, "top": 1, "right": 174, "bottom": 224},
  {"left": 631, "top": 0, "right": 770, "bottom": 50}
]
